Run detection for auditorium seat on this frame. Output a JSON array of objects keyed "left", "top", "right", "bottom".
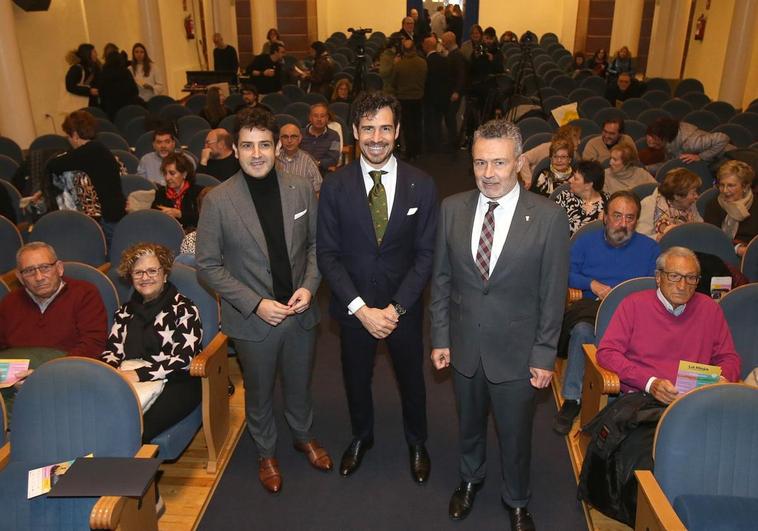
[
  {"left": 713, "top": 123, "right": 752, "bottom": 149},
  {"left": 114, "top": 104, "right": 149, "bottom": 135},
  {"left": 96, "top": 131, "right": 129, "bottom": 151},
  {"left": 591, "top": 106, "right": 627, "bottom": 126},
  {"left": 518, "top": 117, "right": 553, "bottom": 141},
  {"left": 195, "top": 173, "right": 222, "bottom": 187},
  {"left": 682, "top": 109, "right": 720, "bottom": 132},
  {"left": 0, "top": 180, "right": 22, "bottom": 224},
  {"left": 641, "top": 90, "right": 670, "bottom": 108},
  {"left": 63, "top": 261, "right": 120, "bottom": 330},
  {"left": 696, "top": 186, "right": 718, "bottom": 217},
  {"left": 112, "top": 149, "right": 140, "bottom": 174},
  {"left": 159, "top": 103, "right": 193, "bottom": 123},
  {"left": 679, "top": 91, "right": 711, "bottom": 109},
  {"left": 637, "top": 108, "right": 672, "bottom": 126},
  {"left": 728, "top": 112, "right": 758, "bottom": 142},
  {"left": 659, "top": 222, "right": 738, "bottom": 266},
  {"left": 187, "top": 129, "right": 212, "bottom": 160},
  {"left": 282, "top": 84, "right": 306, "bottom": 102},
  {"left": 0, "top": 215, "right": 22, "bottom": 277},
  {"left": 0, "top": 137, "right": 23, "bottom": 165},
  {"left": 623, "top": 119, "right": 647, "bottom": 140},
  {"left": 177, "top": 115, "right": 212, "bottom": 146},
  {"left": 146, "top": 94, "right": 176, "bottom": 114},
  {"left": 134, "top": 131, "right": 155, "bottom": 158},
  {"left": 703, "top": 100, "right": 736, "bottom": 123},
  {"left": 740, "top": 235, "right": 758, "bottom": 282},
  {"left": 29, "top": 134, "right": 69, "bottom": 152},
  {"left": 260, "top": 93, "right": 290, "bottom": 114},
  {"left": 282, "top": 102, "right": 311, "bottom": 128},
  {"left": 620, "top": 98, "right": 652, "bottom": 120},
  {"left": 0, "top": 155, "right": 19, "bottom": 183},
  {"left": 644, "top": 77, "right": 671, "bottom": 95},
  {"left": 28, "top": 210, "right": 107, "bottom": 268},
  {"left": 660, "top": 98, "right": 693, "bottom": 121},
  {"left": 121, "top": 174, "right": 155, "bottom": 197},
  {"left": 123, "top": 115, "right": 148, "bottom": 147},
  {"left": 217, "top": 115, "right": 238, "bottom": 134},
  {"left": 674, "top": 78, "right": 705, "bottom": 97},
  {"left": 185, "top": 93, "right": 207, "bottom": 115}
]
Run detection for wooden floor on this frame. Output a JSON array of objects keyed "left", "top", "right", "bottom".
[
  {"left": 157, "top": 357, "right": 246, "bottom": 531},
  {"left": 552, "top": 359, "right": 632, "bottom": 531}
]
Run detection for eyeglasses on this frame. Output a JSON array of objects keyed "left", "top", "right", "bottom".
[
  {"left": 19, "top": 262, "right": 58, "bottom": 277},
  {"left": 551, "top": 154, "right": 571, "bottom": 160},
  {"left": 658, "top": 270, "right": 700, "bottom": 285},
  {"left": 131, "top": 267, "right": 162, "bottom": 279}
]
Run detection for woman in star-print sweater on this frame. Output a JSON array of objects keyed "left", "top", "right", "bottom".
[{"left": 100, "top": 243, "right": 203, "bottom": 442}]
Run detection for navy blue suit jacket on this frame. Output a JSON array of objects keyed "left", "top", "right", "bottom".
[{"left": 317, "top": 159, "right": 439, "bottom": 327}]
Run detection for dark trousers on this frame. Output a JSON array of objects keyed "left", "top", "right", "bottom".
[
  {"left": 423, "top": 100, "right": 449, "bottom": 153},
  {"left": 445, "top": 98, "right": 462, "bottom": 149},
  {"left": 339, "top": 308, "right": 427, "bottom": 445},
  {"left": 142, "top": 376, "right": 202, "bottom": 443},
  {"left": 399, "top": 99, "right": 423, "bottom": 159},
  {"left": 452, "top": 361, "right": 536, "bottom": 507}
]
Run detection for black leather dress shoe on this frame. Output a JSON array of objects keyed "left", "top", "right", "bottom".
[
  {"left": 409, "top": 444, "right": 430, "bottom": 484},
  {"left": 339, "top": 438, "right": 373, "bottom": 476},
  {"left": 448, "top": 481, "right": 482, "bottom": 520},
  {"left": 504, "top": 503, "right": 536, "bottom": 531}
]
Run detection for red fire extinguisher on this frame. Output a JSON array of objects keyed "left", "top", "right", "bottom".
[{"left": 184, "top": 14, "right": 195, "bottom": 40}]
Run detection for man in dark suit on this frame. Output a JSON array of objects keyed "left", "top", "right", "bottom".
[
  {"left": 317, "top": 92, "right": 439, "bottom": 484},
  {"left": 430, "top": 119, "right": 569, "bottom": 529},
  {"left": 196, "top": 107, "right": 332, "bottom": 495},
  {"left": 422, "top": 35, "right": 451, "bottom": 153}
]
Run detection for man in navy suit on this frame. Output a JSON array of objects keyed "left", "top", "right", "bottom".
[{"left": 317, "top": 92, "right": 439, "bottom": 484}]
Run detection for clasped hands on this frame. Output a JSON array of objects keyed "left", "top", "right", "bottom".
[
  {"left": 355, "top": 304, "right": 399, "bottom": 339},
  {"left": 255, "top": 288, "right": 312, "bottom": 326}
]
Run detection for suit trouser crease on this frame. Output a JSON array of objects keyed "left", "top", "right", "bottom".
[
  {"left": 562, "top": 321, "right": 596, "bottom": 401},
  {"left": 235, "top": 318, "right": 316, "bottom": 457},
  {"left": 340, "top": 310, "right": 427, "bottom": 444},
  {"left": 453, "top": 361, "right": 535, "bottom": 507}
]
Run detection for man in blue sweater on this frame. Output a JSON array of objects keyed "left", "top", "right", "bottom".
[{"left": 553, "top": 191, "right": 659, "bottom": 434}]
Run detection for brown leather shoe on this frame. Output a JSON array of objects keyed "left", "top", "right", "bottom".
[
  {"left": 294, "top": 439, "right": 333, "bottom": 472},
  {"left": 258, "top": 457, "right": 282, "bottom": 493}
]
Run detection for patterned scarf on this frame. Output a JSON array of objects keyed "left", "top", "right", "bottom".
[
  {"left": 718, "top": 189, "right": 754, "bottom": 240},
  {"left": 652, "top": 190, "right": 699, "bottom": 240},
  {"left": 165, "top": 180, "right": 190, "bottom": 210}
]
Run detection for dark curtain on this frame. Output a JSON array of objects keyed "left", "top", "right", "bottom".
[{"left": 463, "top": 0, "right": 479, "bottom": 41}]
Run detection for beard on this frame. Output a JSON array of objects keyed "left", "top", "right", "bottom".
[{"left": 606, "top": 226, "right": 632, "bottom": 246}]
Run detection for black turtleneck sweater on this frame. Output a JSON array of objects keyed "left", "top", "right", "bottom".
[{"left": 244, "top": 169, "right": 293, "bottom": 303}]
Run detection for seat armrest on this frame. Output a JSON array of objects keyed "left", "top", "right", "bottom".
[
  {"left": 579, "top": 344, "right": 621, "bottom": 456},
  {"left": 97, "top": 263, "right": 111, "bottom": 274},
  {"left": 190, "top": 333, "right": 230, "bottom": 473},
  {"left": 0, "top": 442, "right": 9, "bottom": 471},
  {"left": 566, "top": 287, "right": 583, "bottom": 305},
  {"left": 89, "top": 444, "right": 160, "bottom": 531},
  {"left": 0, "top": 393, "right": 8, "bottom": 470},
  {"left": 634, "top": 470, "right": 686, "bottom": 531}
]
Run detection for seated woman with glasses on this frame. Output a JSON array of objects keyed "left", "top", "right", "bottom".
[
  {"left": 704, "top": 160, "right": 757, "bottom": 258},
  {"left": 152, "top": 152, "right": 205, "bottom": 231},
  {"left": 637, "top": 168, "right": 702, "bottom": 241},
  {"left": 533, "top": 138, "right": 575, "bottom": 197},
  {"left": 100, "top": 242, "right": 202, "bottom": 442}
]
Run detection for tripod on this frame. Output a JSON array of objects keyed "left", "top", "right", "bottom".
[{"left": 503, "top": 43, "right": 546, "bottom": 122}]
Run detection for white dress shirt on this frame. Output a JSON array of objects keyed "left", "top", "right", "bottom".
[
  {"left": 347, "top": 155, "right": 399, "bottom": 315},
  {"left": 470, "top": 185, "right": 520, "bottom": 276}
]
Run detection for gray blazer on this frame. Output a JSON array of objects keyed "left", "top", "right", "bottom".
[
  {"left": 196, "top": 170, "right": 320, "bottom": 341},
  {"left": 430, "top": 187, "right": 569, "bottom": 383}
]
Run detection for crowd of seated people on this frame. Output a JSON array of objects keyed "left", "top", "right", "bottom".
[{"left": 2, "top": 13, "right": 757, "bottom": 529}]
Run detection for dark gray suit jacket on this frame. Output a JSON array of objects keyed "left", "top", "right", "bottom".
[
  {"left": 430, "top": 186, "right": 569, "bottom": 382},
  {"left": 196, "top": 170, "right": 320, "bottom": 341}
]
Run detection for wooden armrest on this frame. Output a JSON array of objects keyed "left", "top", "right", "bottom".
[
  {"left": 89, "top": 444, "right": 160, "bottom": 531},
  {"left": 97, "top": 262, "right": 111, "bottom": 274},
  {"left": 0, "top": 442, "right": 9, "bottom": 471},
  {"left": 566, "top": 288, "right": 583, "bottom": 305},
  {"left": 190, "top": 333, "right": 230, "bottom": 473},
  {"left": 579, "top": 344, "right": 621, "bottom": 457},
  {"left": 0, "top": 393, "right": 8, "bottom": 471},
  {"left": 634, "top": 470, "right": 686, "bottom": 531},
  {"left": 1, "top": 270, "right": 19, "bottom": 291}
]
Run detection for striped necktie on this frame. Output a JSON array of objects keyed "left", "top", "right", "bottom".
[{"left": 475, "top": 201, "right": 499, "bottom": 280}]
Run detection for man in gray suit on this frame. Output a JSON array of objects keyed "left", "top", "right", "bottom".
[
  {"left": 430, "top": 119, "right": 569, "bottom": 530},
  {"left": 196, "top": 107, "right": 331, "bottom": 495}
]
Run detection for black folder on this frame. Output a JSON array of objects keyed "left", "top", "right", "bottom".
[{"left": 48, "top": 457, "right": 161, "bottom": 498}]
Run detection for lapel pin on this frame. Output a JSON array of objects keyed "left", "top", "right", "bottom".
[{"left": 525, "top": 215, "right": 530, "bottom": 221}]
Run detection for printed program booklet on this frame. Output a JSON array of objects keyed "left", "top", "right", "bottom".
[
  {"left": 674, "top": 360, "right": 722, "bottom": 394},
  {"left": 27, "top": 454, "right": 93, "bottom": 499},
  {"left": 0, "top": 359, "right": 30, "bottom": 389}
]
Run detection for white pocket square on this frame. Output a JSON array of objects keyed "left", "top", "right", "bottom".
[
  {"left": 294, "top": 209, "right": 307, "bottom": 220},
  {"left": 407, "top": 207, "right": 418, "bottom": 216}
]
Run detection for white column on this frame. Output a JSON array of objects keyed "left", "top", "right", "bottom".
[
  {"left": 251, "top": 0, "right": 277, "bottom": 55},
  {"left": 139, "top": 0, "right": 168, "bottom": 94},
  {"left": 609, "top": 0, "right": 644, "bottom": 56},
  {"left": 0, "top": 0, "right": 36, "bottom": 147},
  {"left": 718, "top": 0, "right": 758, "bottom": 107},
  {"left": 646, "top": 0, "right": 692, "bottom": 79}
]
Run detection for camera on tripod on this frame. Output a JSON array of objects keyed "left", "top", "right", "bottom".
[{"left": 347, "top": 27, "right": 372, "bottom": 36}]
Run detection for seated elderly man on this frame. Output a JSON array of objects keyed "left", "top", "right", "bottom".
[
  {"left": 137, "top": 126, "right": 197, "bottom": 184},
  {"left": 275, "top": 123, "right": 322, "bottom": 194},
  {"left": 553, "top": 191, "right": 659, "bottom": 434},
  {"left": 299, "top": 103, "right": 340, "bottom": 175},
  {"left": 597, "top": 246, "right": 740, "bottom": 401},
  {"left": 0, "top": 242, "right": 107, "bottom": 358},
  {"left": 198, "top": 128, "right": 240, "bottom": 182}
]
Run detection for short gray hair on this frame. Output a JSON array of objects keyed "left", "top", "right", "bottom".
[
  {"left": 656, "top": 246, "right": 700, "bottom": 273},
  {"left": 16, "top": 241, "right": 58, "bottom": 267},
  {"left": 473, "top": 119, "right": 523, "bottom": 158}
]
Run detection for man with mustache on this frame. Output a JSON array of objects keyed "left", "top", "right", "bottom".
[
  {"left": 553, "top": 190, "right": 659, "bottom": 435},
  {"left": 317, "top": 92, "right": 439, "bottom": 484}
]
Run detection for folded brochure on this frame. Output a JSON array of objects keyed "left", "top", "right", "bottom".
[
  {"left": 0, "top": 359, "right": 30, "bottom": 389},
  {"left": 674, "top": 360, "right": 721, "bottom": 394},
  {"left": 28, "top": 454, "right": 92, "bottom": 499}
]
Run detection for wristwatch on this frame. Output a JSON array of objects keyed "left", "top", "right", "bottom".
[{"left": 391, "top": 300, "right": 406, "bottom": 317}]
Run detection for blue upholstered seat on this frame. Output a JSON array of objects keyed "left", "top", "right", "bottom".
[{"left": 29, "top": 210, "right": 107, "bottom": 267}]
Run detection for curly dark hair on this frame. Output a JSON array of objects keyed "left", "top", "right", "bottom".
[
  {"left": 646, "top": 118, "right": 680, "bottom": 143},
  {"left": 351, "top": 92, "right": 401, "bottom": 129},
  {"left": 236, "top": 106, "right": 278, "bottom": 142},
  {"left": 160, "top": 152, "right": 196, "bottom": 184}
]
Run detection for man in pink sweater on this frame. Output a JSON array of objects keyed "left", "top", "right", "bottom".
[{"left": 597, "top": 246, "right": 740, "bottom": 403}]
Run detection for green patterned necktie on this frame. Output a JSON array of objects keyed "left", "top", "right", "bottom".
[{"left": 368, "top": 170, "right": 388, "bottom": 244}]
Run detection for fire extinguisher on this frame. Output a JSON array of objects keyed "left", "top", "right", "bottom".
[
  {"left": 694, "top": 14, "right": 706, "bottom": 41},
  {"left": 184, "top": 14, "right": 195, "bottom": 40}
]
